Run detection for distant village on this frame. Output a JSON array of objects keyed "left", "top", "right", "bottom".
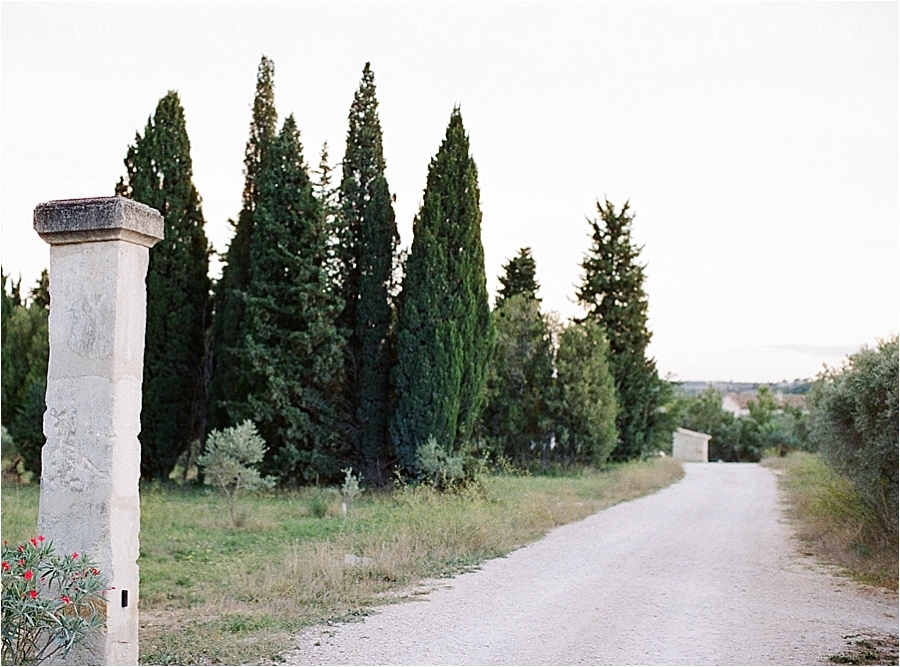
[{"left": 676, "top": 380, "right": 810, "bottom": 416}]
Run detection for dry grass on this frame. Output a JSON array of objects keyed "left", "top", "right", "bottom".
[
  {"left": 2, "top": 457, "right": 684, "bottom": 665},
  {"left": 764, "top": 452, "right": 898, "bottom": 592}
]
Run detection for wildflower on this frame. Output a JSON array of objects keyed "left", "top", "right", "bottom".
[{"left": 24, "top": 570, "right": 34, "bottom": 581}]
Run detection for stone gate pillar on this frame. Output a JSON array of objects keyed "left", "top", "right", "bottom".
[{"left": 34, "top": 197, "right": 164, "bottom": 665}]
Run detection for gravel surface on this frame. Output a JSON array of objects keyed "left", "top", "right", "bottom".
[{"left": 284, "top": 463, "right": 898, "bottom": 665}]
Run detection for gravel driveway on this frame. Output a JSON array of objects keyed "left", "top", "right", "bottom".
[{"left": 285, "top": 463, "right": 898, "bottom": 665}]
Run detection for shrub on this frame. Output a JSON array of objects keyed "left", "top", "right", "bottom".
[
  {"left": 808, "top": 337, "right": 898, "bottom": 540},
  {"left": 551, "top": 320, "right": 618, "bottom": 466},
  {"left": 340, "top": 467, "right": 363, "bottom": 516},
  {"left": 1, "top": 537, "right": 106, "bottom": 665},
  {"left": 416, "top": 437, "right": 466, "bottom": 490},
  {"left": 305, "top": 488, "right": 334, "bottom": 519},
  {"left": 197, "top": 421, "right": 276, "bottom": 526}
]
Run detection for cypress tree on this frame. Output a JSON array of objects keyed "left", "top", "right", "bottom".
[
  {"left": 115, "top": 91, "right": 212, "bottom": 479},
  {"left": 496, "top": 247, "right": 539, "bottom": 306},
  {"left": 337, "top": 63, "right": 399, "bottom": 485},
  {"left": 576, "top": 199, "right": 661, "bottom": 460},
  {"left": 208, "top": 56, "right": 277, "bottom": 433},
  {"left": 391, "top": 108, "right": 493, "bottom": 472},
  {"left": 241, "top": 115, "right": 346, "bottom": 483}
]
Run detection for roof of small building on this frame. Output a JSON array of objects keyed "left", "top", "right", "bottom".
[{"left": 675, "top": 427, "right": 712, "bottom": 440}]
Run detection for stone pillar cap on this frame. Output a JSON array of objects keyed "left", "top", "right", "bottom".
[{"left": 34, "top": 196, "right": 164, "bottom": 248}]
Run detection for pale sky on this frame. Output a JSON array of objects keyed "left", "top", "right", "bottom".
[{"left": 2, "top": 2, "right": 897, "bottom": 383}]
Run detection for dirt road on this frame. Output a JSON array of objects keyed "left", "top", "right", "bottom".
[{"left": 285, "top": 463, "right": 898, "bottom": 665}]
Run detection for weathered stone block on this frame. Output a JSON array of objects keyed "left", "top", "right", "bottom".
[{"left": 34, "top": 196, "right": 163, "bottom": 247}]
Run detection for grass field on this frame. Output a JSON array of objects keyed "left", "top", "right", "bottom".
[
  {"left": 763, "top": 452, "right": 898, "bottom": 592},
  {"left": 1, "top": 457, "right": 683, "bottom": 665}
]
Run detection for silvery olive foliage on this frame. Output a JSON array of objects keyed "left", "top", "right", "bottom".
[{"left": 197, "top": 420, "right": 276, "bottom": 525}]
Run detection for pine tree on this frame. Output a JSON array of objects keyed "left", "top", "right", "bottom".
[
  {"left": 116, "top": 91, "right": 212, "bottom": 479},
  {"left": 240, "top": 115, "right": 346, "bottom": 483},
  {"left": 208, "top": 56, "right": 278, "bottom": 434},
  {"left": 496, "top": 247, "right": 539, "bottom": 306},
  {"left": 336, "top": 63, "right": 399, "bottom": 485},
  {"left": 479, "top": 249, "right": 553, "bottom": 464},
  {"left": 391, "top": 108, "right": 493, "bottom": 472},
  {"left": 576, "top": 199, "right": 663, "bottom": 460}
]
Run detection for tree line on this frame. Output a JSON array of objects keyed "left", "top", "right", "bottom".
[{"left": 2, "top": 56, "right": 672, "bottom": 486}]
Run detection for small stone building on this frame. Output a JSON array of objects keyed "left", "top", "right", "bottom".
[{"left": 672, "top": 427, "right": 711, "bottom": 463}]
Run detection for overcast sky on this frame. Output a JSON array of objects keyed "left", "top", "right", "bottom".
[{"left": 2, "top": 2, "right": 897, "bottom": 383}]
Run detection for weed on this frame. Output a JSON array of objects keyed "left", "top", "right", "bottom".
[
  {"left": 764, "top": 453, "right": 898, "bottom": 590},
  {"left": 829, "top": 633, "right": 899, "bottom": 665}
]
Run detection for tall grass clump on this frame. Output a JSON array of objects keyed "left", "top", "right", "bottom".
[{"left": 766, "top": 452, "right": 897, "bottom": 590}]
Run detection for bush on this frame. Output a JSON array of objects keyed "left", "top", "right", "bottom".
[
  {"left": 416, "top": 437, "right": 466, "bottom": 490},
  {"left": 2, "top": 537, "right": 106, "bottom": 665},
  {"left": 197, "top": 421, "right": 276, "bottom": 526},
  {"left": 551, "top": 320, "right": 618, "bottom": 466},
  {"left": 807, "top": 337, "right": 898, "bottom": 540}
]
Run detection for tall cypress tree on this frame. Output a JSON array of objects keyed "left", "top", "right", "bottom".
[
  {"left": 337, "top": 63, "right": 399, "bottom": 485},
  {"left": 576, "top": 199, "right": 661, "bottom": 460},
  {"left": 208, "top": 56, "right": 278, "bottom": 433},
  {"left": 241, "top": 115, "right": 346, "bottom": 483},
  {"left": 391, "top": 108, "right": 493, "bottom": 472},
  {"left": 115, "top": 91, "right": 212, "bottom": 479}
]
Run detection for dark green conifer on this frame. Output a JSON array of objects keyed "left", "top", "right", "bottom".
[
  {"left": 576, "top": 199, "right": 664, "bottom": 460},
  {"left": 479, "top": 293, "right": 555, "bottom": 465},
  {"left": 337, "top": 63, "right": 399, "bottom": 485},
  {"left": 208, "top": 56, "right": 278, "bottom": 433},
  {"left": 479, "top": 249, "right": 553, "bottom": 464},
  {"left": 496, "top": 247, "right": 539, "bottom": 306},
  {"left": 115, "top": 91, "right": 212, "bottom": 479},
  {"left": 1, "top": 270, "right": 49, "bottom": 475},
  {"left": 240, "top": 115, "right": 346, "bottom": 483},
  {"left": 391, "top": 108, "right": 493, "bottom": 472}
]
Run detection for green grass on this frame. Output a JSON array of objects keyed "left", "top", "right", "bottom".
[
  {"left": 2, "top": 457, "right": 684, "bottom": 665},
  {"left": 764, "top": 452, "right": 898, "bottom": 592}
]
